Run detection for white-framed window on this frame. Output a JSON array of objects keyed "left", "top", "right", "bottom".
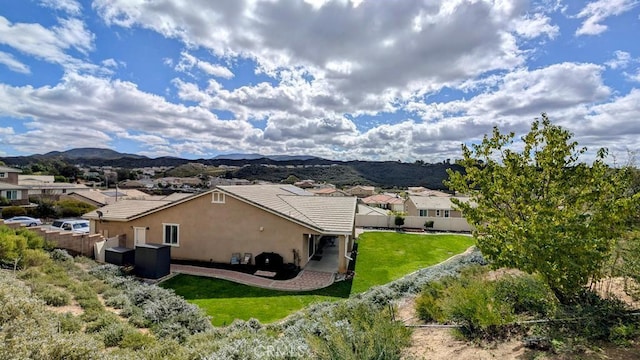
[
  {"left": 435, "top": 209, "right": 441, "bottom": 217},
  {"left": 163, "top": 223, "right": 179, "bottom": 246},
  {"left": 0, "top": 172, "right": 5, "bottom": 178},
  {"left": 444, "top": 210, "right": 450, "bottom": 218},
  {"left": 419, "top": 209, "right": 428, "bottom": 217},
  {"left": 212, "top": 191, "right": 225, "bottom": 203}
]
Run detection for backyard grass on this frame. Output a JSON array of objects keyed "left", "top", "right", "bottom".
[
  {"left": 162, "top": 231, "right": 474, "bottom": 326},
  {"left": 161, "top": 275, "right": 352, "bottom": 326},
  {"left": 350, "top": 232, "right": 474, "bottom": 293}
]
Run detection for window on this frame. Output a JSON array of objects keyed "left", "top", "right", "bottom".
[
  {"left": 444, "top": 210, "right": 450, "bottom": 218},
  {"left": 0, "top": 172, "right": 5, "bottom": 178},
  {"left": 163, "top": 223, "right": 179, "bottom": 246},
  {"left": 5, "top": 190, "right": 17, "bottom": 200},
  {"left": 435, "top": 209, "right": 441, "bottom": 217},
  {"left": 212, "top": 192, "right": 225, "bottom": 203},
  {"left": 419, "top": 209, "right": 428, "bottom": 217}
]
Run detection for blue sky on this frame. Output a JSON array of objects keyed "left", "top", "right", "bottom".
[{"left": 0, "top": 0, "right": 639, "bottom": 162}]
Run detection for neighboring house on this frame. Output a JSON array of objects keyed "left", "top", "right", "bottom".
[
  {"left": 18, "top": 175, "right": 90, "bottom": 199},
  {"left": 84, "top": 185, "right": 358, "bottom": 273},
  {"left": 0, "top": 166, "right": 29, "bottom": 205},
  {"left": 294, "top": 179, "right": 316, "bottom": 189},
  {"left": 357, "top": 204, "right": 389, "bottom": 216},
  {"left": 360, "top": 194, "right": 405, "bottom": 212},
  {"left": 405, "top": 195, "right": 468, "bottom": 218},
  {"left": 62, "top": 189, "right": 154, "bottom": 207},
  {"left": 407, "top": 187, "right": 451, "bottom": 197},
  {"left": 345, "top": 185, "right": 376, "bottom": 198},
  {"left": 310, "top": 188, "right": 349, "bottom": 197}
]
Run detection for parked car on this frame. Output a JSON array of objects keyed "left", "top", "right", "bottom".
[
  {"left": 4, "top": 216, "right": 43, "bottom": 227},
  {"left": 50, "top": 219, "right": 90, "bottom": 234}
]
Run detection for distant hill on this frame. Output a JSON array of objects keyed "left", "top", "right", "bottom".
[
  {"left": 0, "top": 148, "right": 462, "bottom": 189},
  {"left": 213, "top": 153, "right": 319, "bottom": 161},
  {"left": 42, "top": 148, "right": 147, "bottom": 160}
]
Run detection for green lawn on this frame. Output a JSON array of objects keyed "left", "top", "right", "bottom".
[
  {"left": 162, "top": 232, "right": 474, "bottom": 326},
  {"left": 351, "top": 232, "right": 474, "bottom": 293}
]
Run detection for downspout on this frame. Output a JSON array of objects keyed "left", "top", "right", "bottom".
[{"left": 344, "top": 234, "right": 353, "bottom": 261}]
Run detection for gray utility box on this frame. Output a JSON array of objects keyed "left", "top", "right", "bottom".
[
  {"left": 105, "top": 247, "right": 135, "bottom": 266},
  {"left": 134, "top": 243, "right": 171, "bottom": 279}
]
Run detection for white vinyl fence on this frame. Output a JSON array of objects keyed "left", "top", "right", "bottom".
[{"left": 94, "top": 236, "right": 121, "bottom": 263}]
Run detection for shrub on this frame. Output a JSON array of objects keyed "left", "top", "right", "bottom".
[
  {"left": 100, "top": 321, "right": 128, "bottom": 347},
  {"left": 424, "top": 220, "right": 434, "bottom": 228},
  {"left": 58, "top": 312, "right": 83, "bottom": 333},
  {"left": 105, "top": 293, "right": 131, "bottom": 309},
  {"left": 50, "top": 248, "right": 74, "bottom": 262},
  {"left": 22, "top": 248, "right": 51, "bottom": 268},
  {"left": 308, "top": 301, "right": 411, "bottom": 360},
  {"left": 56, "top": 199, "right": 97, "bottom": 218},
  {"left": 494, "top": 274, "right": 558, "bottom": 317},
  {"left": 120, "top": 330, "right": 156, "bottom": 350},
  {"left": 35, "top": 284, "right": 71, "bottom": 306},
  {"left": 394, "top": 215, "right": 405, "bottom": 227},
  {"left": 442, "top": 279, "right": 515, "bottom": 339},
  {"left": 1, "top": 205, "right": 27, "bottom": 218}
]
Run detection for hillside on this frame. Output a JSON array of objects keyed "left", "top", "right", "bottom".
[{"left": 0, "top": 148, "right": 462, "bottom": 189}]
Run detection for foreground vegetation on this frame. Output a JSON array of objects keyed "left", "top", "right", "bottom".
[
  {"left": 0, "top": 225, "right": 422, "bottom": 359},
  {"left": 415, "top": 265, "right": 640, "bottom": 355}
]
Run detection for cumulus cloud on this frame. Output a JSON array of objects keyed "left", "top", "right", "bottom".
[
  {"left": 0, "top": 72, "right": 257, "bottom": 155},
  {"left": 93, "top": 0, "right": 552, "bottom": 110},
  {"left": 575, "top": 0, "right": 639, "bottom": 36},
  {"left": 0, "top": 16, "right": 95, "bottom": 71}
]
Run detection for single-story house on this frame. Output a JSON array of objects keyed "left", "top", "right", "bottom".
[
  {"left": 311, "top": 187, "right": 350, "bottom": 197},
  {"left": 62, "top": 188, "right": 154, "bottom": 207},
  {"left": 84, "top": 184, "right": 358, "bottom": 273},
  {"left": 405, "top": 195, "right": 469, "bottom": 218},
  {"left": 345, "top": 185, "right": 376, "bottom": 198},
  {"left": 360, "top": 194, "right": 405, "bottom": 212},
  {"left": 404, "top": 195, "right": 473, "bottom": 232}
]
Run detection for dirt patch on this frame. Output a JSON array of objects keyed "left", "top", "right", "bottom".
[
  {"left": 398, "top": 274, "right": 640, "bottom": 360},
  {"left": 593, "top": 277, "right": 640, "bottom": 309},
  {"left": 398, "top": 296, "right": 531, "bottom": 360},
  {"left": 47, "top": 301, "right": 84, "bottom": 316}
]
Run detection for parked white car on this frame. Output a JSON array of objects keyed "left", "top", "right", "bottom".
[
  {"left": 4, "top": 216, "right": 43, "bottom": 227},
  {"left": 50, "top": 219, "right": 90, "bottom": 234}
]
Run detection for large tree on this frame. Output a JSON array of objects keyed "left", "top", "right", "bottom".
[{"left": 446, "top": 114, "right": 636, "bottom": 301}]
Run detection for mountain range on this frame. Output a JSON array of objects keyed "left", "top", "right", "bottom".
[{"left": 0, "top": 148, "right": 461, "bottom": 189}]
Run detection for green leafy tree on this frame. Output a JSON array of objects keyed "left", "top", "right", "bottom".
[{"left": 446, "top": 114, "right": 636, "bottom": 301}]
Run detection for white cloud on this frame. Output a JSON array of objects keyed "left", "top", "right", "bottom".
[
  {"left": 0, "top": 51, "right": 30, "bottom": 73},
  {"left": 175, "top": 52, "right": 234, "bottom": 79},
  {"left": 626, "top": 68, "right": 640, "bottom": 82},
  {"left": 94, "top": 0, "right": 554, "bottom": 110},
  {"left": 575, "top": 0, "right": 639, "bottom": 36},
  {"left": 606, "top": 50, "right": 632, "bottom": 69},
  {"left": 0, "top": 16, "right": 96, "bottom": 71},
  {"left": 38, "top": 0, "right": 82, "bottom": 15},
  {"left": 511, "top": 13, "right": 559, "bottom": 39},
  {"left": 0, "top": 72, "right": 258, "bottom": 156}
]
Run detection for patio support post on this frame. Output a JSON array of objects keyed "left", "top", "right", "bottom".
[{"left": 338, "top": 235, "right": 347, "bottom": 273}]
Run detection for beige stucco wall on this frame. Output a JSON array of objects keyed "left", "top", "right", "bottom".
[{"left": 91, "top": 193, "right": 325, "bottom": 267}]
